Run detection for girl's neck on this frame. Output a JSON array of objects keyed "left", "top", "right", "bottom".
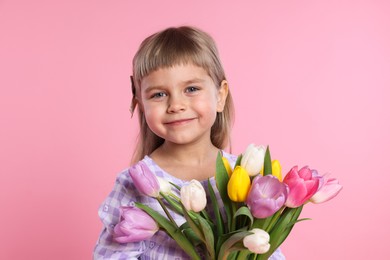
[
  {"left": 152, "top": 141, "right": 219, "bottom": 165},
  {"left": 149, "top": 141, "right": 221, "bottom": 181}
]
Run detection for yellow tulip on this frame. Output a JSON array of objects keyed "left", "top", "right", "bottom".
[
  {"left": 222, "top": 157, "right": 233, "bottom": 177},
  {"left": 260, "top": 160, "right": 283, "bottom": 181},
  {"left": 272, "top": 160, "right": 282, "bottom": 182},
  {"left": 227, "top": 166, "right": 251, "bottom": 202}
]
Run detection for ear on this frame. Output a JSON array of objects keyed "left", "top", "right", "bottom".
[
  {"left": 130, "top": 76, "right": 144, "bottom": 115},
  {"left": 216, "top": 80, "right": 229, "bottom": 112}
]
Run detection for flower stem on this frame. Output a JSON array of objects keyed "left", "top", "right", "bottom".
[
  {"left": 265, "top": 207, "right": 285, "bottom": 233},
  {"left": 157, "top": 197, "right": 178, "bottom": 229},
  {"left": 230, "top": 202, "right": 238, "bottom": 231},
  {"left": 169, "top": 193, "right": 181, "bottom": 202},
  {"left": 201, "top": 209, "right": 213, "bottom": 224}
]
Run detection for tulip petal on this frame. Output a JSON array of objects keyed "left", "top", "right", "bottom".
[
  {"left": 310, "top": 175, "right": 343, "bottom": 204},
  {"left": 113, "top": 206, "right": 158, "bottom": 243},
  {"left": 247, "top": 175, "right": 288, "bottom": 218},
  {"left": 222, "top": 157, "right": 233, "bottom": 177},
  {"left": 285, "top": 179, "right": 307, "bottom": 208},
  {"left": 180, "top": 180, "right": 207, "bottom": 212},
  {"left": 227, "top": 166, "right": 251, "bottom": 202},
  {"left": 241, "top": 144, "right": 266, "bottom": 176},
  {"left": 284, "top": 166, "right": 322, "bottom": 208},
  {"left": 129, "top": 161, "right": 160, "bottom": 197},
  {"left": 283, "top": 166, "right": 299, "bottom": 182},
  {"left": 298, "top": 166, "right": 312, "bottom": 180},
  {"left": 157, "top": 176, "right": 172, "bottom": 195},
  {"left": 243, "top": 229, "right": 271, "bottom": 254},
  {"left": 271, "top": 160, "right": 282, "bottom": 181}
]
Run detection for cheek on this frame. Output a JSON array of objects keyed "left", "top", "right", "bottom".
[
  {"left": 141, "top": 102, "right": 155, "bottom": 120},
  {"left": 197, "top": 99, "right": 218, "bottom": 122},
  {"left": 202, "top": 96, "right": 219, "bottom": 113},
  {"left": 144, "top": 109, "right": 161, "bottom": 135},
  {"left": 143, "top": 105, "right": 160, "bottom": 121}
]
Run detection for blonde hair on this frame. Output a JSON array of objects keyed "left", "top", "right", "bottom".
[{"left": 131, "top": 26, "right": 234, "bottom": 163}]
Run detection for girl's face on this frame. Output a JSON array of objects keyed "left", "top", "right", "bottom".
[{"left": 139, "top": 64, "right": 228, "bottom": 147}]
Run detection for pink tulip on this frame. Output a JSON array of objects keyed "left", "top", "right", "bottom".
[
  {"left": 283, "top": 166, "right": 319, "bottom": 208},
  {"left": 129, "top": 161, "right": 160, "bottom": 198},
  {"left": 246, "top": 175, "right": 288, "bottom": 218},
  {"left": 113, "top": 206, "right": 159, "bottom": 243},
  {"left": 310, "top": 172, "right": 342, "bottom": 204}
]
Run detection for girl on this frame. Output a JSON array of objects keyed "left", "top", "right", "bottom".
[{"left": 94, "top": 26, "right": 285, "bottom": 259}]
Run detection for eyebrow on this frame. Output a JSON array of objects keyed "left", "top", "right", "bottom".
[
  {"left": 182, "top": 78, "right": 205, "bottom": 85},
  {"left": 143, "top": 85, "right": 163, "bottom": 94},
  {"left": 143, "top": 78, "right": 206, "bottom": 93}
]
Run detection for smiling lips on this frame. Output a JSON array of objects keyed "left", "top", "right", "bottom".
[{"left": 164, "top": 118, "right": 195, "bottom": 126}]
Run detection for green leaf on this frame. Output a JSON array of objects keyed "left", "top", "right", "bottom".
[
  {"left": 256, "top": 206, "right": 303, "bottom": 260},
  {"left": 160, "top": 192, "right": 200, "bottom": 221},
  {"left": 235, "top": 248, "right": 252, "bottom": 260},
  {"left": 180, "top": 223, "right": 203, "bottom": 246},
  {"left": 198, "top": 215, "right": 215, "bottom": 259},
  {"left": 160, "top": 192, "right": 183, "bottom": 215},
  {"left": 285, "top": 217, "right": 311, "bottom": 228},
  {"left": 217, "top": 231, "right": 252, "bottom": 260},
  {"left": 264, "top": 207, "right": 284, "bottom": 232},
  {"left": 227, "top": 250, "right": 244, "bottom": 260},
  {"left": 169, "top": 181, "right": 182, "bottom": 191},
  {"left": 252, "top": 214, "right": 274, "bottom": 230},
  {"left": 263, "top": 146, "right": 272, "bottom": 175},
  {"left": 234, "top": 206, "right": 254, "bottom": 228},
  {"left": 208, "top": 179, "right": 224, "bottom": 236},
  {"left": 234, "top": 154, "right": 243, "bottom": 168},
  {"left": 200, "top": 209, "right": 213, "bottom": 225},
  {"left": 216, "top": 229, "right": 245, "bottom": 256},
  {"left": 135, "top": 202, "right": 201, "bottom": 260},
  {"left": 215, "top": 152, "right": 232, "bottom": 231},
  {"left": 181, "top": 203, "right": 204, "bottom": 242}
]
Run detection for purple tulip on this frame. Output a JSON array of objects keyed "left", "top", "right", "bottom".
[
  {"left": 246, "top": 175, "right": 288, "bottom": 218},
  {"left": 283, "top": 166, "right": 319, "bottom": 208},
  {"left": 113, "top": 206, "right": 159, "bottom": 243},
  {"left": 129, "top": 161, "right": 160, "bottom": 197}
]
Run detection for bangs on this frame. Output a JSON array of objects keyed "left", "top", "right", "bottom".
[{"left": 133, "top": 27, "right": 223, "bottom": 85}]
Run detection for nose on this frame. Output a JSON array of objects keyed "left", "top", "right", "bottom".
[{"left": 167, "top": 94, "right": 186, "bottom": 113}]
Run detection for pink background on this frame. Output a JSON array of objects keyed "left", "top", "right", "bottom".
[{"left": 1, "top": 1, "right": 389, "bottom": 259}]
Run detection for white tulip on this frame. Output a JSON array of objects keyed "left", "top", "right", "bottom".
[
  {"left": 241, "top": 144, "right": 266, "bottom": 176},
  {"left": 180, "top": 180, "right": 207, "bottom": 212},
  {"left": 156, "top": 176, "right": 172, "bottom": 195},
  {"left": 243, "top": 228, "right": 271, "bottom": 254}
]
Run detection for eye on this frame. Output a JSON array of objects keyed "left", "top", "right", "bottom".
[
  {"left": 185, "top": 86, "right": 199, "bottom": 93},
  {"left": 150, "top": 92, "right": 167, "bottom": 99}
]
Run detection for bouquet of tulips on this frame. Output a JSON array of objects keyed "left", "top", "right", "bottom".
[{"left": 113, "top": 144, "right": 342, "bottom": 259}]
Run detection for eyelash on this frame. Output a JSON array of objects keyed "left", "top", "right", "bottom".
[
  {"left": 149, "top": 86, "right": 200, "bottom": 99},
  {"left": 150, "top": 92, "right": 167, "bottom": 99},
  {"left": 185, "top": 86, "right": 200, "bottom": 93}
]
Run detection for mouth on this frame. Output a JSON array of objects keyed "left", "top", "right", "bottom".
[{"left": 164, "top": 118, "right": 195, "bottom": 126}]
